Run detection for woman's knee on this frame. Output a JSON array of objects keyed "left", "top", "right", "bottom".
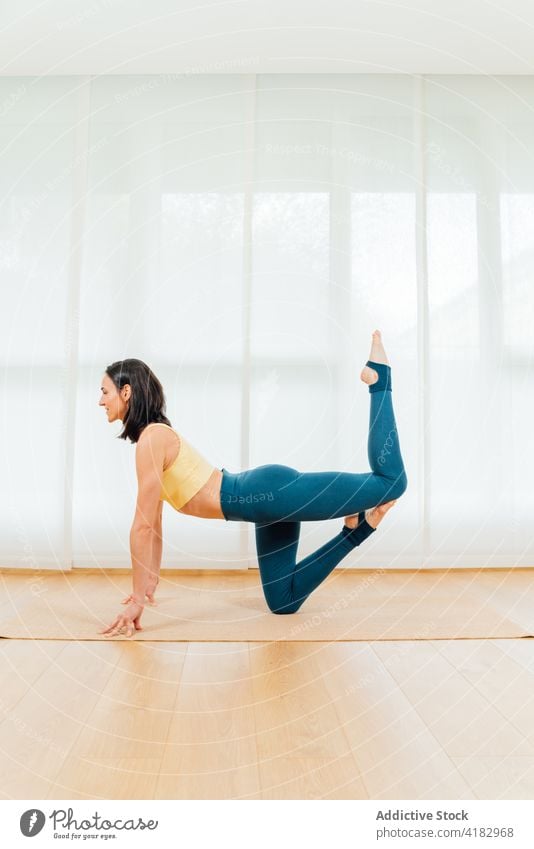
[
  {"left": 389, "top": 470, "right": 408, "bottom": 500},
  {"left": 266, "top": 598, "right": 302, "bottom": 615},
  {"left": 378, "top": 470, "right": 408, "bottom": 502}
]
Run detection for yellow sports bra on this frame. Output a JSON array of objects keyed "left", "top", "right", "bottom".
[{"left": 143, "top": 423, "right": 215, "bottom": 511}]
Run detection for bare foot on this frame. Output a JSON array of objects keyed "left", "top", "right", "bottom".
[
  {"left": 360, "top": 329, "right": 389, "bottom": 386},
  {"left": 344, "top": 499, "right": 397, "bottom": 531}
]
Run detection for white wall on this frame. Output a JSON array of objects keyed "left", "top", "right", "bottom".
[{"left": 3, "top": 0, "right": 534, "bottom": 75}]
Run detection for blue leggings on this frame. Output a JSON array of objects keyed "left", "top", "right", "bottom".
[{"left": 219, "top": 363, "right": 407, "bottom": 614}]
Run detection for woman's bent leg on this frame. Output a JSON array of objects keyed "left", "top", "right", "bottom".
[
  {"left": 255, "top": 521, "right": 301, "bottom": 614},
  {"left": 255, "top": 517, "right": 376, "bottom": 614}
]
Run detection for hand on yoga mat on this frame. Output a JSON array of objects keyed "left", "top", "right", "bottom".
[
  {"left": 99, "top": 600, "right": 144, "bottom": 638},
  {"left": 121, "top": 576, "right": 159, "bottom": 606}
]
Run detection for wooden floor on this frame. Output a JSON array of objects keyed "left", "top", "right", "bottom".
[{"left": 2, "top": 572, "right": 534, "bottom": 799}]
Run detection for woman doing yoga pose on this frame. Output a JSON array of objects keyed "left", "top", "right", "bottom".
[{"left": 99, "top": 331, "right": 407, "bottom": 637}]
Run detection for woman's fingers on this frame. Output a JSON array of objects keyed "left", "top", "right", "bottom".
[
  {"left": 99, "top": 617, "right": 119, "bottom": 635},
  {"left": 100, "top": 621, "right": 122, "bottom": 636},
  {"left": 102, "top": 600, "right": 145, "bottom": 636},
  {"left": 99, "top": 615, "right": 135, "bottom": 638}
]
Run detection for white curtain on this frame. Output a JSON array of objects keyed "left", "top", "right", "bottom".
[{"left": 1, "top": 74, "right": 533, "bottom": 570}]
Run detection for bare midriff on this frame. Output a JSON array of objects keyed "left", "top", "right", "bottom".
[
  {"left": 178, "top": 468, "right": 225, "bottom": 519},
  {"left": 161, "top": 429, "right": 225, "bottom": 519}
]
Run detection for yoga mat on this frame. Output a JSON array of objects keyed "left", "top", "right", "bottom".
[{"left": 0, "top": 570, "right": 532, "bottom": 641}]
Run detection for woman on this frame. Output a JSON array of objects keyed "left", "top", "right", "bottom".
[{"left": 99, "top": 331, "right": 407, "bottom": 637}]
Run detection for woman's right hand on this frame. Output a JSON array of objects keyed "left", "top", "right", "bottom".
[{"left": 122, "top": 576, "right": 159, "bottom": 606}]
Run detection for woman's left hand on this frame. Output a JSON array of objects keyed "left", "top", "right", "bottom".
[{"left": 99, "top": 601, "right": 144, "bottom": 638}]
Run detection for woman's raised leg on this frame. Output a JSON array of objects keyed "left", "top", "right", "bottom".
[
  {"left": 361, "top": 330, "right": 407, "bottom": 504},
  {"left": 259, "top": 331, "right": 407, "bottom": 522},
  {"left": 220, "top": 332, "right": 408, "bottom": 526}
]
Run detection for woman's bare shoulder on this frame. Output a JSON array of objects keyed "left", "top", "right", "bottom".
[
  {"left": 138, "top": 424, "right": 181, "bottom": 462},
  {"left": 140, "top": 423, "right": 176, "bottom": 437}
]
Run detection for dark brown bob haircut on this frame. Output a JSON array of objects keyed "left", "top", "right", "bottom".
[{"left": 105, "top": 358, "right": 172, "bottom": 444}]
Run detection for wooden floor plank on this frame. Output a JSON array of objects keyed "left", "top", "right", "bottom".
[
  {"left": 69, "top": 642, "right": 187, "bottom": 761},
  {"left": 0, "top": 642, "right": 122, "bottom": 799},
  {"left": 453, "top": 756, "right": 534, "bottom": 799},
  {"left": 373, "top": 640, "right": 534, "bottom": 758},
  {"left": 156, "top": 643, "right": 261, "bottom": 799},
  {"left": 47, "top": 757, "right": 162, "bottom": 800},
  {"left": 318, "top": 643, "right": 474, "bottom": 799}
]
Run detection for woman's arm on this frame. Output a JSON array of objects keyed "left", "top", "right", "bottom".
[
  {"left": 129, "top": 526, "right": 159, "bottom": 603},
  {"left": 151, "top": 510, "right": 163, "bottom": 591},
  {"left": 124, "top": 504, "right": 162, "bottom": 604},
  {"left": 129, "top": 434, "right": 166, "bottom": 601},
  {"left": 100, "top": 430, "right": 166, "bottom": 636},
  {"left": 150, "top": 500, "right": 163, "bottom": 587}
]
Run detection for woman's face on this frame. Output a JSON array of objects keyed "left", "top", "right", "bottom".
[{"left": 99, "top": 373, "right": 130, "bottom": 423}]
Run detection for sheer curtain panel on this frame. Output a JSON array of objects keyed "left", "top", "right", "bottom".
[{"left": 1, "top": 74, "right": 533, "bottom": 569}]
